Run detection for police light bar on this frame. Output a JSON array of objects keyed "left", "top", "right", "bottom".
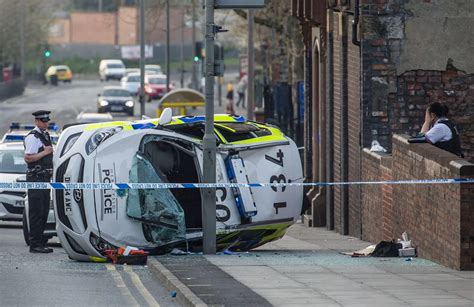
[
  {"left": 48, "top": 123, "right": 59, "bottom": 132},
  {"left": 9, "top": 122, "right": 59, "bottom": 132},
  {"left": 10, "top": 123, "right": 35, "bottom": 131},
  {"left": 4, "top": 135, "right": 25, "bottom": 142}
]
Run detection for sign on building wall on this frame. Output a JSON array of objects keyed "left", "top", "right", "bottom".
[{"left": 121, "top": 45, "right": 153, "bottom": 59}]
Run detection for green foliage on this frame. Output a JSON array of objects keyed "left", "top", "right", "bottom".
[
  {"left": 0, "top": 0, "right": 52, "bottom": 66},
  {"left": 31, "top": 56, "right": 239, "bottom": 75}
]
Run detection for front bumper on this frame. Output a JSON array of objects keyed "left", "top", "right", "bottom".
[
  {"left": 105, "top": 74, "right": 124, "bottom": 80},
  {"left": 98, "top": 105, "right": 134, "bottom": 113},
  {"left": 0, "top": 192, "right": 25, "bottom": 221}
]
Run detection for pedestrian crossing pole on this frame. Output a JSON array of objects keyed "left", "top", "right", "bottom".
[
  {"left": 202, "top": 0, "right": 217, "bottom": 255},
  {"left": 139, "top": 0, "right": 145, "bottom": 117},
  {"left": 202, "top": 0, "right": 266, "bottom": 255}
]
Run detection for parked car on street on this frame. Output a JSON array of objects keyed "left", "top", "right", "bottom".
[
  {"left": 144, "top": 74, "right": 174, "bottom": 101},
  {"left": 97, "top": 86, "right": 135, "bottom": 116},
  {"left": 45, "top": 65, "right": 73, "bottom": 84},
  {"left": 99, "top": 59, "right": 126, "bottom": 81},
  {"left": 53, "top": 109, "right": 303, "bottom": 261},
  {"left": 145, "top": 64, "right": 162, "bottom": 75},
  {"left": 125, "top": 68, "right": 140, "bottom": 76},
  {"left": 76, "top": 112, "right": 113, "bottom": 123},
  {"left": 120, "top": 72, "right": 141, "bottom": 95},
  {"left": 0, "top": 142, "right": 27, "bottom": 221},
  {"left": 1, "top": 123, "right": 59, "bottom": 144}
]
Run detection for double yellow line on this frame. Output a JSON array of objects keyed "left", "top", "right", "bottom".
[{"left": 106, "top": 264, "right": 160, "bottom": 307}]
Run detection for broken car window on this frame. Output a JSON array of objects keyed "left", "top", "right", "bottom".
[{"left": 126, "top": 153, "right": 186, "bottom": 246}]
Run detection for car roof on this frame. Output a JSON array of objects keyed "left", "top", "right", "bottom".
[
  {"left": 126, "top": 72, "right": 141, "bottom": 77},
  {"left": 146, "top": 74, "right": 166, "bottom": 79},
  {"left": 103, "top": 86, "right": 128, "bottom": 90},
  {"left": 53, "top": 65, "right": 70, "bottom": 70},
  {"left": 102, "top": 59, "right": 123, "bottom": 63},
  {"left": 0, "top": 141, "right": 25, "bottom": 150},
  {"left": 77, "top": 112, "right": 113, "bottom": 120}
]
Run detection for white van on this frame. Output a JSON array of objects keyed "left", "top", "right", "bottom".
[{"left": 99, "top": 59, "right": 126, "bottom": 81}]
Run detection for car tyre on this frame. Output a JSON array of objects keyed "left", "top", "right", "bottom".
[{"left": 22, "top": 212, "right": 30, "bottom": 246}]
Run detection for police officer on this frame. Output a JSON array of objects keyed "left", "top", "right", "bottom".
[
  {"left": 420, "top": 102, "right": 462, "bottom": 157},
  {"left": 24, "top": 110, "right": 54, "bottom": 253}
]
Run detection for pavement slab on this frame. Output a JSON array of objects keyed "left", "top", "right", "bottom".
[
  {"left": 149, "top": 222, "right": 474, "bottom": 306},
  {"left": 200, "top": 222, "right": 474, "bottom": 306}
]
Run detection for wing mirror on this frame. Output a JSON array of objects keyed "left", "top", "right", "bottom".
[{"left": 158, "top": 107, "right": 172, "bottom": 126}]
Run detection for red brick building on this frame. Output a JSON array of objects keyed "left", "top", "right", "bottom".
[
  {"left": 293, "top": 0, "right": 474, "bottom": 269},
  {"left": 48, "top": 6, "right": 193, "bottom": 45}
]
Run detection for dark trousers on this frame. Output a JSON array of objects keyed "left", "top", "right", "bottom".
[
  {"left": 28, "top": 186, "right": 50, "bottom": 248},
  {"left": 236, "top": 92, "right": 245, "bottom": 107}
]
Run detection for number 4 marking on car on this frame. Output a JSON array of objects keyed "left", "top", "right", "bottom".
[
  {"left": 265, "top": 149, "right": 284, "bottom": 167},
  {"left": 273, "top": 202, "right": 287, "bottom": 214}
]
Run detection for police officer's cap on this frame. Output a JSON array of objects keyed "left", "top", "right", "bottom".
[{"left": 32, "top": 110, "right": 51, "bottom": 121}]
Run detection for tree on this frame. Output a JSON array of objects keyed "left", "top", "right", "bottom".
[
  {"left": 0, "top": 0, "right": 54, "bottom": 71},
  {"left": 224, "top": 1, "right": 304, "bottom": 85}
]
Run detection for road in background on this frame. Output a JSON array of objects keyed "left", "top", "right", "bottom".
[
  {"left": 0, "top": 71, "right": 240, "bottom": 135},
  {"left": 0, "top": 221, "right": 180, "bottom": 306}
]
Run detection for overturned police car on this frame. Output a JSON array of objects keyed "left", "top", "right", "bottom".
[{"left": 53, "top": 110, "right": 303, "bottom": 261}]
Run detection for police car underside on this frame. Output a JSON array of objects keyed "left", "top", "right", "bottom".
[{"left": 54, "top": 116, "right": 303, "bottom": 261}]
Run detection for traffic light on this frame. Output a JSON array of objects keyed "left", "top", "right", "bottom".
[
  {"left": 194, "top": 41, "right": 204, "bottom": 62},
  {"left": 43, "top": 44, "right": 52, "bottom": 58}
]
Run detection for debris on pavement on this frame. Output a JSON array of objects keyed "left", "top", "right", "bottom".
[
  {"left": 104, "top": 246, "right": 148, "bottom": 265},
  {"left": 170, "top": 248, "right": 188, "bottom": 256},
  {"left": 342, "top": 244, "right": 376, "bottom": 257}
]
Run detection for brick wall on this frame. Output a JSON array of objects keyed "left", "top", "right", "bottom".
[
  {"left": 361, "top": 149, "right": 394, "bottom": 243},
  {"left": 48, "top": 19, "right": 71, "bottom": 44},
  {"left": 361, "top": 0, "right": 474, "bottom": 160},
  {"left": 362, "top": 134, "right": 474, "bottom": 270},
  {"left": 347, "top": 15, "right": 362, "bottom": 237},
  {"left": 391, "top": 70, "right": 474, "bottom": 163},
  {"left": 332, "top": 12, "right": 342, "bottom": 233},
  {"left": 118, "top": 7, "right": 137, "bottom": 45},
  {"left": 71, "top": 12, "right": 116, "bottom": 44}
]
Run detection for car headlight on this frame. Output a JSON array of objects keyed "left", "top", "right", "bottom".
[
  {"left": 85, "top": 126, "right": 122, "bottom": 155},
  {"left": 61, "top": 132, "right": 82, "bottom": 157},
  {"left": 125, "top": 100, "right": 134, "bottom": 107},
  {"left": 90, "top": 232, "right": 117, "bottom": 255},
  {"left": 99, "top": 100, "right": 109, "bottom": 106}
]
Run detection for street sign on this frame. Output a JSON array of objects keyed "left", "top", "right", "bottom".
[
  {"left": 215, "top": 0, "right": 265, "bottom": 9},
  {"left": 121, "top": 45, "right": 153, "bottom": 60}
]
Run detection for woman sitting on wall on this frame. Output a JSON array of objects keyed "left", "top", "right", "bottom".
[{"left": 420, "top": 102, "right": 462, "bottom": 157}]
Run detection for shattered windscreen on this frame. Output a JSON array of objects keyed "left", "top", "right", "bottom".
[{"left": 126, "top": 153, "right": 186, "bottom": 246}]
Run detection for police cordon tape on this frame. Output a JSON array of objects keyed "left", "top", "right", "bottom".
[{"left": 0, "top": 178, "right": 473, "bottom": 190}]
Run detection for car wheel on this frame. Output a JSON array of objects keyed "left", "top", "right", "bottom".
[{"left": 22, "top": 212, "right": 30, "bottom": 246}]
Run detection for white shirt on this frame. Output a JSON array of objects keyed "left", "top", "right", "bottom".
[
  {"left": 24, "top": 127, "right": 46, "bottom": 155},
  {"left": 425, "top": 117, "right": 452, "bottom": 144}
]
